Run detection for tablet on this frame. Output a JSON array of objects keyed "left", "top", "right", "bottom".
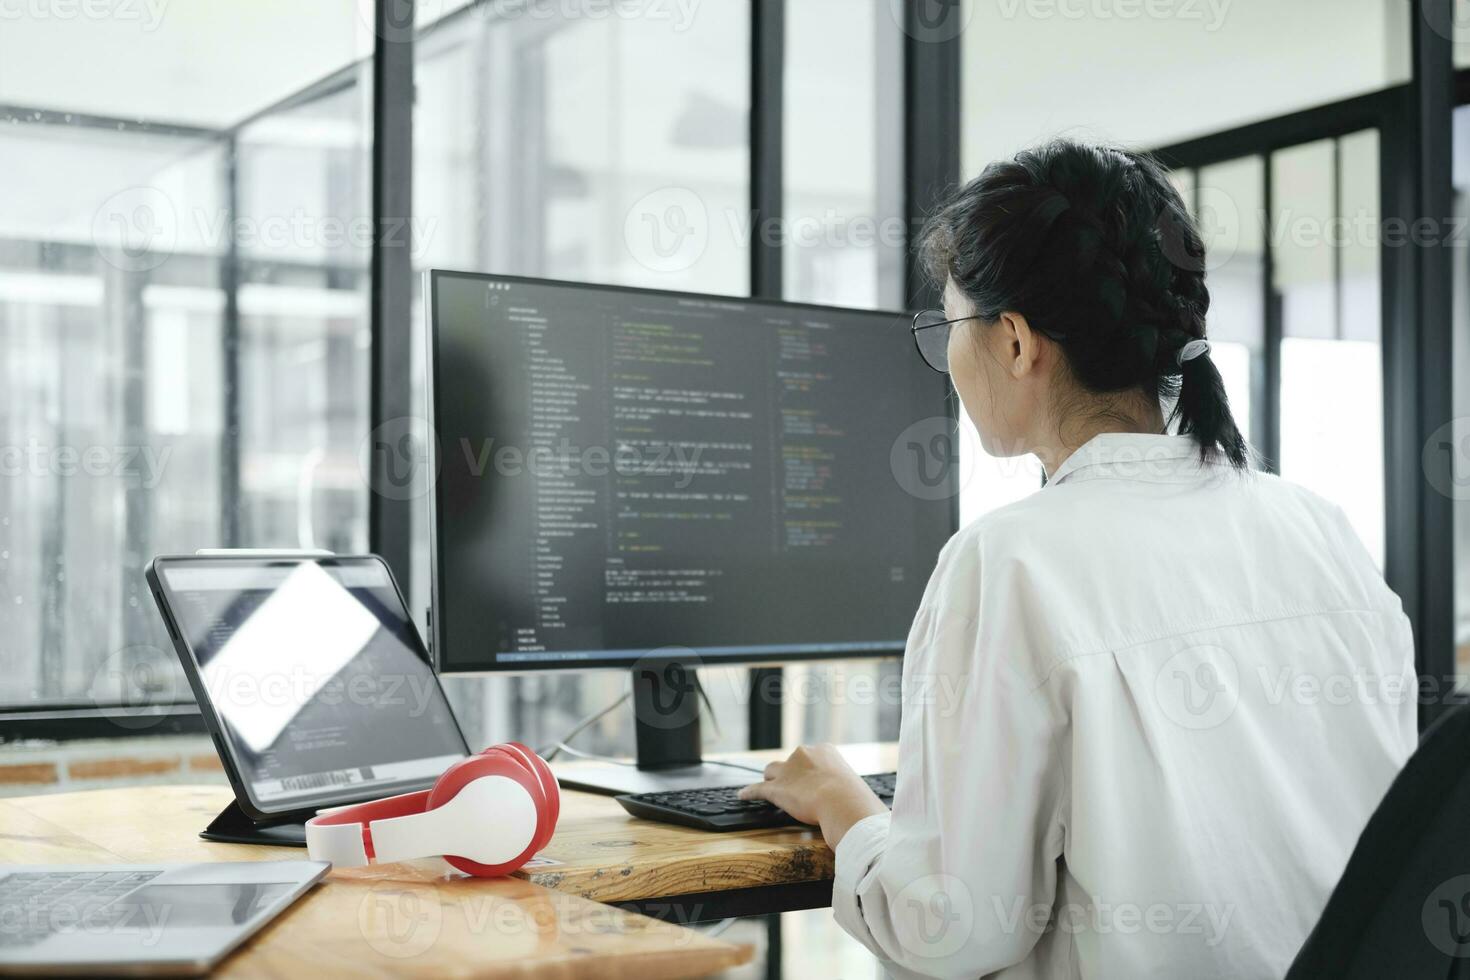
[{"left": 147, "top": 555, "right": 470, "bottom": 821}]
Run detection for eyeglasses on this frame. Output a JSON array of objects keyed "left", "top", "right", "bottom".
[
  {"left": 910, "top": 310, "right": 1069, "bottom": 372},
  {"left": 910, "top": 310, "right": 982, "bottom": 374}
]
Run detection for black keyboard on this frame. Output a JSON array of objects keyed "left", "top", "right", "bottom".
[{"left": 616, "top": 772, "right": 897, "bottom": 831}]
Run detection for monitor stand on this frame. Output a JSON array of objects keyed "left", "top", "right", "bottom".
[{"left": 553, "top": 660, "right": 760, "bottom": 796}]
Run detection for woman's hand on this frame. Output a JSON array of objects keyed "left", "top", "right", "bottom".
[{"left": 738, "top": 744, "right": 888, "bottom": 849}]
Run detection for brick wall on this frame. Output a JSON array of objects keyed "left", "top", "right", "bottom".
[{"left": 0, "top": 736, "right": 228, "bottom": 797}]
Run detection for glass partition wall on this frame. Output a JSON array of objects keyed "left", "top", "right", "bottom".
[{"left": 0, "top": 9, "right": 373, "bottom": 712}]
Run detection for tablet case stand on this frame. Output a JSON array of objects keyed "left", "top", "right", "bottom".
[{"left": 201, "top": 799, "right": 308, "bottom": 847}]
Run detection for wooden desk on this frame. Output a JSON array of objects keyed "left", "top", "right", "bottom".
[
  {"left": 528, "top": 743, "right": 897, "bottom": 922},
  {"left": 1, "top": 787, "right": 752, "bottom": 979}
]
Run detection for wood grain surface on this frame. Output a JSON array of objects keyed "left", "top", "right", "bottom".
[
  {"left": 521, "top": 743, "right": 897, "bottom": 904},
  {"left": 1, "top": 787, "right": 752, "bottom": 979}
]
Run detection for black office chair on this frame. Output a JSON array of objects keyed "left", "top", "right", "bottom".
[{"left": 1287, "top": 702, "right": 1470, "bottom": 978}]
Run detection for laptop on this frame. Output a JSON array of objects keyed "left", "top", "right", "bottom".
[{"left": 0, "top": 860, "right": 327, "bottom": 976}]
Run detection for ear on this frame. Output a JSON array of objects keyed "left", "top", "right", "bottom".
[{"left": 998, "top": 311, "right": 1044, "bottom": 379}]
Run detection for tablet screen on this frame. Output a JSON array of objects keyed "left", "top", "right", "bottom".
[{"left": 157, "top": 557, "right": 468, "bottom": 812}]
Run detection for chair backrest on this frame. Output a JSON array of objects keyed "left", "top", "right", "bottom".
[{"left": 1286, "top": 702, "right": 1470, "bottom": 978}]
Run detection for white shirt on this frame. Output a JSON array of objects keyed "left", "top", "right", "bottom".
[{"left": 833, "top": 433, "right": 1417, "bottom": 980}]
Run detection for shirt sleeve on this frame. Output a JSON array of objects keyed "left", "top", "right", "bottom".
[{"left": 830, "top": 532, "right": 1067, "bottom": 979}]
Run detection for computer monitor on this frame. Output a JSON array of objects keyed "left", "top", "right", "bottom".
[{"left": 425, "top": 270, "right": 956, "bottom": 791}]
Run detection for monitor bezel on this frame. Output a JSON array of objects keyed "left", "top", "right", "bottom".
[{"left": 424, "top": 268, "right": 960, "bottom": 674}]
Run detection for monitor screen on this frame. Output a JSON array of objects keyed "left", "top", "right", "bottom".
[{"left": 427, "top": 272, "right": 957, "bottom": 672}]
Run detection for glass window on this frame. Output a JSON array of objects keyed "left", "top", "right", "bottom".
[
  {"left": 0, "top": 8, "right": 371, "bottom": 710},
  {"left": 784, "top": 0, "right": 905, "bottom": 310},
  {"left": 1275, "top": 135, "right": 1385, "bottom": 569},
  {"left": 1169, "top": 168, "right": 1196, "bottom": 217},
  {"left": 957, "top": 422, "right": 1045, "bottom": 526},
  {"left": 236, "top": 84, "right": 373, "bottom": 557},
  {"left": 961, "top": 0, "right": 1408, "bottom": 170},
  {"left": 412, "top": 2, "right": 753, "bottom": 752},
  {"left": 1454, "top": 7, "right": 1470, "bottom": 68},
  {"left": 1197, "top": 156, "right": 1265, "bottom": 451}
]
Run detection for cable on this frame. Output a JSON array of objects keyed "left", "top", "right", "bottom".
[
  {"left": 535, "top": 671, "right": 760, "bottom": 772},
  {"left": 549, "top": 742, "right": 765, "bottom": 776},
  {"left": 544, "top": 742, "right": 639, "bottom": 767},
  {"left": 694, "top": 673, "right": 722, "bottom": 742},
  {"left": 539, "top": 687, "right": 632, "bottom": 762},
  {"left": 703, "top": 759, "right": 767, "bottom": 775}
]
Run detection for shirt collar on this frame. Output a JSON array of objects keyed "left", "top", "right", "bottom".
[{"left": 1046, "top": 433, "right": 1212, "bottom": 487}]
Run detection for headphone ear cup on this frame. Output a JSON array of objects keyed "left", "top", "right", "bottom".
[
  {"left": 501, "top": 743, "right": 559, "bottom": 852},
  {"left": 482, "top": 744, "right": 557, "bottom": 855},
  {"left": 428, "top": 752, "right": 542, "bottom": 877}
]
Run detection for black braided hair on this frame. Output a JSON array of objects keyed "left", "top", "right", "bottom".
[{"left": 918, "top": 138, "right": 1249, "bottom": 469}]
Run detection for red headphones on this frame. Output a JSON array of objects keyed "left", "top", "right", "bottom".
[{"left": 304, "top": 743, "right": 560, "bottom": 877}]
